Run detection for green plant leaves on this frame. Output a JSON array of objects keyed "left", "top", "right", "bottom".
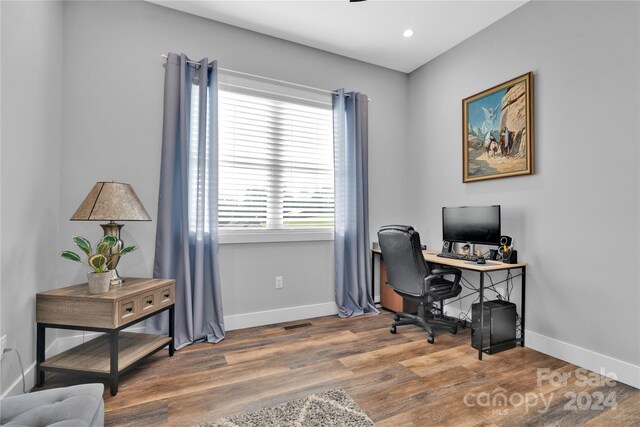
[
  {"left": 119, "top": 246, "right": 138, "bottom": 255},
  {"left": 60, "top": 251, "right": 82, "bottom": 262},
  {"left": 101, "top": 235, "right": 118, "bottom": 247},
  {"left": 96, "top": 242, "right": 110, "bottom": 255},
  {"left": 88, "top": 254, "right": 108, "bottom": 273},
  {"left": 73, "top": 236, "right": 92, "bottom": 255},
  {"left": 62, "top": 235, "right": 137, "bottom": 273},
  {"left": 97, "top": 235, "right": 118, "bottom": 255}
]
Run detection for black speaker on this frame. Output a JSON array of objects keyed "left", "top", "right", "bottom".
[
  {"left": 499, "top": 235, "right": 513, "bottom": 247},
  {"left": 441, "top": 240, "right": 453, "bottom": 253},
  {"left": 502, "top": 250, "right": 518, "bottom": 264},
  {"left": 472, "top": 299, "right": 516, "bottom": 354}
]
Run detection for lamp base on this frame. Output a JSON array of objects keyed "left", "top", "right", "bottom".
[
  {"left": 101, "top": 222, "right": 126, "bottom": 287},
  {"left": 110, "top": 269, "right": 124, "bottom": 287}
]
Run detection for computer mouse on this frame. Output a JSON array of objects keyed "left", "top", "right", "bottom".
[{"left": 476, "top": 257, "right": 486, "bottom": 264}]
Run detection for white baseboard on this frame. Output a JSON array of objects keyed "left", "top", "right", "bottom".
[
  {"left": 1, "top": 326, "right": 145, "bottom": 399},
  {"left": 224, "top": 302, "right": 338, "bottom": 331},
  {"left": 1, "top": 359, "right": 37, "bottom": 399},
  {"left": 526, "top": 330, "right": 640, "bottom": 389}
]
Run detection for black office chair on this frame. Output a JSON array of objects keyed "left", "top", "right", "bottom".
[{"left": 378, "top": 225, "right": 462, "bottom": 344}]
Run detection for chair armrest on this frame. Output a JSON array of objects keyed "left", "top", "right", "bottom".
[
  {"left": 423, "top": 268, "right": 462, "bottom": 297},
  {"left": 430, "top": 268, "right": 461, "bottom": 277}
]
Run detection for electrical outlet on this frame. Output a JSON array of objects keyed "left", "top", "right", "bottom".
[
  {"left": 0, "top": 335, "right": 7, "bottom": 358},
  {"left": 275, "top": 276, "right": 283, "bottom": 289}
]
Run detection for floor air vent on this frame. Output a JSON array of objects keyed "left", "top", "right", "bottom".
[{"left": 283, "top": 322, "right": 312, "bottom": 330}]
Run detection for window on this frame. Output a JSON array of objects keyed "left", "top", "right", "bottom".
[
  {"left": 187, "top": 83, "right": 213, "bottom": 236},
  {"left": 218, "top": 88, "right": 334, "bottom": 232}
]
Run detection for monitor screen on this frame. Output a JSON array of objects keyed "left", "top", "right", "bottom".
[{"left": 442, "top": 205, "right": 501, "bottom": 245}]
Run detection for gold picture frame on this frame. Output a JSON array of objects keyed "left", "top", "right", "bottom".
[{"left": 462, "top": 72, "right": 534, "bottom": 183}]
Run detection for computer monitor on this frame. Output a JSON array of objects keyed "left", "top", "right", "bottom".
[{"left": 442, "top": 205, "right": 501, "bottom": 245}]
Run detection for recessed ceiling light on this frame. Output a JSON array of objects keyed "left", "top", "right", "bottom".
[{"left": 403, "top": 29, "right": 414, "bottom": 38}]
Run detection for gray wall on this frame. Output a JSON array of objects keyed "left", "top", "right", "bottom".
[
  {"left": 0, "top": 1, "right": 64, "bottom": 395},
  {"left": 407, "top": 1, "right": 639, "bottom": 367},
  {"left": 59, "top": 1, "right": 410, "bottom": 318}
]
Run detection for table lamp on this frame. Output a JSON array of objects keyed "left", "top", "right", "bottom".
[{"left": 71, "top": 182, "right": 151, "bottom": 286}]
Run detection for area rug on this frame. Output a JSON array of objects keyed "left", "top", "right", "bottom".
[{"left": 195, "top": 388, "right": 375, "bottom": 427}]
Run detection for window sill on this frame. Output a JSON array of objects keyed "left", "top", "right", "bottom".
[{"left": 218, "top": 229, "right": 334, "bottom": 244}]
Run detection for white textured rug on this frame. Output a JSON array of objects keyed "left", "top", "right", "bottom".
[{"left": 196, "top": 388, "right": 375, "bottom": 427}]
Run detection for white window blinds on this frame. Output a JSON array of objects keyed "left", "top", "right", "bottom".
[
  {"left": 218, "top": 88, "right": 334, "bottom": 230},
  {"left": 188, "top": 83, "right": 212, "bottom": 235}
]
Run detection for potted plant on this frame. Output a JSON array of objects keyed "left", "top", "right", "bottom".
[{"left": 61, "top": 235, "right": 137, "bottom": 294}]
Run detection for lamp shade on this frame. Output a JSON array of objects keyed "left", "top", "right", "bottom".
[{"left": 70, "top": 182, "right": 151, "bottom": 221}]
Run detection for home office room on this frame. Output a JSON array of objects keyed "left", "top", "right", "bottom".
[{"left": 1, "top": 1, "right": 638, "bottom": 426}]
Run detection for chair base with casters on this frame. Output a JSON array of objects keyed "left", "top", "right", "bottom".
[
  {"left": 389, "top": 300, "right": 459, "bottom": 344},
  {"left": 377, "top": 225, "right": 463, "bottom": 344}
]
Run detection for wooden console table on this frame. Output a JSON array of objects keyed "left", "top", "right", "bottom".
[{"left": 36, "top": 278, "right": 175, "bottom": 396}]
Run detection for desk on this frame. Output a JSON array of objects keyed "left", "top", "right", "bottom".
[
  {"left": 36, "top": 278, "right": 175, "bottom": 395},
  {"left": 372, "top": 248, "right": 527, "bottom": 360}
]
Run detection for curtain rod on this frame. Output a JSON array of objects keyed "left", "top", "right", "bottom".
[
  {"left": 160, "top": 54, "right": 370, "bottom": 101},
  {"left": 161, "top": 54, "right": 333, "bottom": 95}
]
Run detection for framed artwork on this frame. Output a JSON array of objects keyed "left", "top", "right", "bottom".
[{"left": 462, "top": 72, "right": 534, "bottom": 183}]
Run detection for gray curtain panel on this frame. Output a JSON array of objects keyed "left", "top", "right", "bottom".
[
  {"left": 333, "top": 89, "right": 378, "bottom": 318},
  {"left": 147, "top": 53, "right": 225, "bottom": 349}
]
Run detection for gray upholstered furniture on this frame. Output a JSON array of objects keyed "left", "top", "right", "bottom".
[{"left": 0, "top": 383, "right": 104, "bottom": 427}]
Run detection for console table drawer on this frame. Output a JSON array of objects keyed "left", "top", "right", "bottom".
[
  {"left": 140, "top": 292, "right": 157, "bottom": 314},
  {"left": 157, "top": 286, "right": 174, "bottom": 307},
  {"left": 118, "top": 298, "right": 139, "bottom": 324}
]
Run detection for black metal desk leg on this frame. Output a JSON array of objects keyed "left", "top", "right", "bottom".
[
  {"left": 521, "top": 266, "right": 526, "bottom": 347},
  {"left": 110, "top": 331, "right": 119, "bottom": 396},
  {"left": 371, "top": 251, "right": 377, "bottom": 304},
  {"left": 478, "top": 272, "right": 484, "bottom": 360},
  {"left": 169, "top": 305, "right": 175, "bottom": 356},
  {"left": 36, "top": 324, "right": 45, "bottom": 387}
]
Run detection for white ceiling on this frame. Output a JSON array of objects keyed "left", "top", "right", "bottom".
[{"left": 149, "top": 1, "right": 527, "bottom": 73}]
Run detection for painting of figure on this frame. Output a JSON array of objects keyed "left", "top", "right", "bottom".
[{"left": 462, "top": 72, "right": 534, "bottom": 182}]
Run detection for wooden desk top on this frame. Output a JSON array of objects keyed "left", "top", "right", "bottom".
[
  {"left": 372, "top": 248, "right": 526, "bottom": 272},
  {"left": 422, "top": 250, "right": 526, "bottom": 271}
]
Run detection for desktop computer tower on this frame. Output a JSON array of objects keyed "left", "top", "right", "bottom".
[{"left": 471, "top": 299, "right": 516, "bottom": 354}]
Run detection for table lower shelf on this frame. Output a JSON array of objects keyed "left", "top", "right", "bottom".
[{"left": 41, "top": 332, "right": 171, "bottom": 375}]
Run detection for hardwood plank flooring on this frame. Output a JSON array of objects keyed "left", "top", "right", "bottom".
[{"left": 38, "top": 311, "right": 638, "bottom": 426}]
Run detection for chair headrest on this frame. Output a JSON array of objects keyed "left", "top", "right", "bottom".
[{"left": 378, "top": 225, "right": 414, "bottom": 234}]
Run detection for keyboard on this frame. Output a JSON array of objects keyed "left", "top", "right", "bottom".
[{"left": 437, "top": 252, "right": 478, "bottom": 262}]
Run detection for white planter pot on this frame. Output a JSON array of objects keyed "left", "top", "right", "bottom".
[{"left": 87, "top": 271, "right": 112, "bottom": 294}]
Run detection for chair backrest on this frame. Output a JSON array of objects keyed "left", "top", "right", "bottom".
[{"left": 377, "top": 225, "right": 430, "bottom": 297}]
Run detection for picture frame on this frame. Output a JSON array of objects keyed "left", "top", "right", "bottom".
[{"left": 462, "top": 72, "right": 534, "bottom": 183}]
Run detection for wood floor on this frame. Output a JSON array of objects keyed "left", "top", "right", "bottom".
[{"left": 41, "top": 311, "right": 639, "bottom": 426}]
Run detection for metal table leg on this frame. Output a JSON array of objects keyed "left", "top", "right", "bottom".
[
  {"left": 36, "top": 324, "right": 45, "bottom": 387},
  {"left": 521, "top": 266, "right": 526, "bottom": 347},
  {"left": 478, "top": 272, "right": 484, "bottom": 360},
  {"left": 110, "top": 330, "right": 119, "bottom": 396},
  {"left": 169, "top": 305, "right": 175, "bottom": 356},
  {"left": 371, "top": 251, "right": 377, "bottom": 304}
]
